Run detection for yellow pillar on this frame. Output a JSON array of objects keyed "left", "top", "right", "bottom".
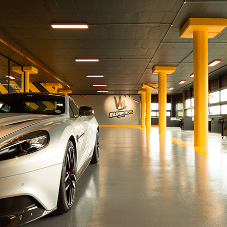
[
  {"left": 152, "top": 66, "right": 175, "bottom": 135},
  {"left": 180, "top": 18, "right": 227, "bottom": 147},
  {"left": 12, "top": 66, "right": 24, "bottom": 92},
  {"left": 59, "top": 90, "right": 72, "bottom": 95},
  {"left": 23, "top": 66, "right": 38, "bottom": 92},
  {"left": 138, "top": 90, "right": 146, "bottom": 129},
  {"left": 146, "top": 87, "right": 151, "bottom": 133}
]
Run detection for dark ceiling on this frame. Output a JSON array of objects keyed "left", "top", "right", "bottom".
[{"left": 0, "top": 0, "right": 227, "bottom": 95}]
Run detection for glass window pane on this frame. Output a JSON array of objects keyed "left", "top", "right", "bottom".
[
  {"left": 185, "top": 99, "right": 191, "bottom": 108},
  {"left": 209, "top": 91, "right": 220, "bottom": 103},
  {"left": 166, "top": 103, "right": 171, "bottom": 110},
  {"left": 221, "top": 89, "right": 227, "bottom": 102},
  {"left": 186, "top": 109, "right": 191, "bottom": 116},
  {"left": 166, "top": 111, "right": 171, "bottom": 116},
  {"left": 151, "top": 111, "right": 157, "bottom": 116},
  {"left": 151, "top": 103, "right": 158, "bottom": 110},
  {"left": 191, "top": 108, "right": 194, "bottom": 116},
  {"left": 221, "top": 104, "right": 227, "bottom": 114},
  {"left": 191, "top": 98, "right": 194, "bottom": 107},
  {"left": 210, "top": 105, "right": 220, "bottom": 115}
]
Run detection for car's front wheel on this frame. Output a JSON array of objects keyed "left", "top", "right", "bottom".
[{"left": 56, "top": 140, "right": 76, "bottom": 214}]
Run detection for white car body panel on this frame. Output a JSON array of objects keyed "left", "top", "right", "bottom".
[{"left": 0, "top": 94, "right": 99, "bottom": 212}]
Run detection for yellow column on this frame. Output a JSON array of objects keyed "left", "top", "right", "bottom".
[
  {"left": 12, "top": 66, "right": 24, "bottom": 92},
  {"left": 180, "top": 18, "right": 227, "bottom": 147},
  {"left": 146, "top": 87, "right": 151, "bottom": 133},
  {"left": 152, "top": 66, "right": 175, "bottom": 135},
  {"left": 23, "top": 66, "right": 38, "bottom": 92},
  {"left": 138, "top": 90, "right": 146, "bottom": 129},
  {"left": 159, "top": 71, "right": 167, "bottom": 135},
  {"left": 59, "top": 90, "right": 72, "bottom": 95},
  {"left": 193, "top": 31, "right": 208, "bottom": 147}
]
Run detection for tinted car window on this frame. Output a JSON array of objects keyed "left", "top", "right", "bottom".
[{"left": 0, "top": 93, "right": 65, "bottom": 115}]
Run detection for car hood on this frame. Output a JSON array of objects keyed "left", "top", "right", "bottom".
[{"left": 0, "top": 113, "right": 65, "bottom": 140}]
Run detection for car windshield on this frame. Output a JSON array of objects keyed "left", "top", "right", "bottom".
[{"left": 0, "top": 93, "right": 65, "bottom": 115}]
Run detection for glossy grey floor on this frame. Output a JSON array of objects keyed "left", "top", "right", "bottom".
[{"left": 26, "top": 127, "right": 227, "bottom": 227}]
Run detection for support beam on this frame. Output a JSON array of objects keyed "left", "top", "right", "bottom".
[
  {"left": 12, "top": 66, "right": 24, "bottom": 92},
  {"left": 180, "top": 18, "right": 227, "bottom": 147},
  {"left": 44, "top": 83, "right": 62, "bottom": 93},
  {"left": 23, "top": 66, "right": 38, "bottom": 92},
  {"left": 142, "top": 83, "right": 157, "bottom": 133},
  {"left": 152, "top": 66, "right": 175, "bottom": 135},
  {"left": 59, "top": 90, "right": 72, "bottom": 95},
  {"left": 138, "top": 90, "right": 146, "bottom": 129}
]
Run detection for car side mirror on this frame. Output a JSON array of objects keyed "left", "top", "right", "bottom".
[{"left": 79, "top": 106, "right": 94, "bottom": 116}]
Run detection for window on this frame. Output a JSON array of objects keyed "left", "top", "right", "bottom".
[
  {"left": 209, "top": 91, "right": 220, "bottom": 104},
  {"left": 221, "top": 89, "right": 227, "bottom": 102},
  {"left": 221, "top": 104, "right": 227, "bottom": 114},
  {"left": 151, "top": 103, "right": 158, "bottom": 110},
  {"left": 210, "top": 105, "right": 220, "bottom": 115},
  {"left": 166, "top": 111, "right": 171, "bottom": 116},
  {"left": 166, "top": 103, "right": 171, "bottom": 111},
  {"left": 191, "top": 98, "right": 194, "bottom": 107},
  {"left": 186, "top": 109, "right": 191, "bottom": 116},
  {"left": 185, "top": 99, "right": 191, "bottom": 108}
]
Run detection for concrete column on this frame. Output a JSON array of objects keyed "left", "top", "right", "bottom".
[{"left": 180, "top": 18, "right": 227, "bottom": 147}]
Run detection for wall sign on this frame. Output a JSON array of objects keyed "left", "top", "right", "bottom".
[{"left": 109, "top": 96, "right": 133, "bottom": 118}]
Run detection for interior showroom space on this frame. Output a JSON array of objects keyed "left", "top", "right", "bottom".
[{"left": 1, "top": 0, "right": 227, "bottom": 227}]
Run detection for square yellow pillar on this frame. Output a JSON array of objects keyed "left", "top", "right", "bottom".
[
  {"left": 59, "top": 90, "right": 72, "bottom": 95},
  {"left": 152, "top": 66, "right": 175, "bottom": 136},
  {"left": 138, "top": 90, "right": 146, "bottom": 129},
  {"left": 180, "top": 18, "right": 227, "bottom": 147}
]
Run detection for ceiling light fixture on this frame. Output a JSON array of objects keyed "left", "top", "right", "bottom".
[
  {"left": 190, "top": 73, "right": 194, "bottom": 77},
  {"left": 86, "top": 75, "right": 104, "bottom": 77},
  {"left": 208, "top": 59, "right": 221, "bottom": 66},
  {"left": 179, "top": 80, "right": 186, "bottom": 84},
  {"left": 144, "top": 83, "right": 155, "bottom": 89},
  {"left": 93, "top": 84, "right": 107, "bottom": 86},
  {"left": 5, "top": 75, "right": 15, "bottom": 79},
  {"left": 169, "top": 87, "right": 174, "bottom": 90},
  {"left": 51, "top": 23, "right": 89, "bottom": 29},
  {"left": 97, "top": 90, "right": 108, "bottom": 92},
  {"left": 75, "top": 58, "right": 99, "bottom": 62}
]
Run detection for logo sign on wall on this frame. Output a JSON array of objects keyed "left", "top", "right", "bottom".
[{"left": 109, "top": 96, "right": 133, "bottom": 118}]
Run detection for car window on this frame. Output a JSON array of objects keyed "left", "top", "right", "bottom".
[
  {"left": 0, "top": 94, "right": 65, "bottom": 115},
  {"left": 69, "top": 105, "right": 74, "bottom": 118},
  {"left": 69, "top": 99, "right": 79, "bottom": 117}
]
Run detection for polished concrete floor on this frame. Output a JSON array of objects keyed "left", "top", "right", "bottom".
[{"left": 27, "top": 127, "right": 227, "bottom": 227}]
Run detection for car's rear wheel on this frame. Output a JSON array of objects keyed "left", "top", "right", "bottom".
[
  {"left": 90, "top": 131, "right": 99, "bottom": 164},
  {"left": 56, "top": 140, "right": 76, "bottom": 214}
]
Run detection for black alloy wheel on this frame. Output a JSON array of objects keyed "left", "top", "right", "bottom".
[{"left": 56, "top": 140, "right": 76, "bottom": 214}]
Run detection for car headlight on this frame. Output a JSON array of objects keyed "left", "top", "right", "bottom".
[{"left": 0, "top": 130, "right": 50, "bottom": 161}]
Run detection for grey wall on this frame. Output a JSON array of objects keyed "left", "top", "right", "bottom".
[{"left": 72, "top": 95, "right": 140, "bottom": 125}]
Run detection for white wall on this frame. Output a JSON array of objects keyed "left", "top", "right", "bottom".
[{"left": 72, "top": 95, "right": 140, "bottom": 125}]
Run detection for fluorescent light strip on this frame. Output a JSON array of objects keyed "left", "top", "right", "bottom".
[
  {"left": 86, "top": 75, "right": 104, "bottom": 78},
  {"left": 169, "top": 87, "right": 174, "bottom": 90},
  {"left": 51, "top": 23, "right": 88, "bottom": 29},
  {"left": 97, "top": 90, "right": 108, "bottom": 92},
  {"left": 179, "top": 80, "right": 186, "bottom": 84},
  {"left": 93, "top": 84, "right": 107, "bottom": 86},
  {"left": 145, "top": 83, "right": 155, "bottom": 89},
  {"left": 208, "top": 59, "right": 221, "bottom": 67},
  {"left": 75, "top": 58, "right": 99, "bottom": 62},
  {"left": 190, "top": 73, "right": 194, "bottom": 77}
]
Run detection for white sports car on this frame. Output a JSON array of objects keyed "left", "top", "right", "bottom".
[{"left": 0, "top": 93, "right": 99, "bottom": 226}]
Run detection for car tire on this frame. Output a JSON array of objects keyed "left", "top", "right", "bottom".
[
  {"left": 90, "top": 131, "right": 99, "bottom": 164},
  {"left": 56, "top": 140, "right": 76, "bottom": 214}
]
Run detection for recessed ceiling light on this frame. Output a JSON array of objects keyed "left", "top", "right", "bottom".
[
  {"left": 208, "top": 59, "right": 221, "bottom": 67},
  {"left": 169, "top": 87, "right": 174, "bottom": 90},
  {"left": 179, "top": 80, "right": 186, "bottom": 84},
  {"left": 93, "top": 84, "right": 107, "bottom": 86},
  {"left": 97, "top": 90, "right": 108, "bottom": 92},
  {"left": 5, "top": 75, "right": 15, "bottom": 79},
  {"left": 190, "top": 73, "right": 194, "bottom": 77},
  {"left": 86, "top": 75, "right": 104, "bottom": 77},
  {"left": 75, "top": 58, "right": 99, "bottom": 62},
  {"left": 145, "top": 83, "right": 155, "bottom": 89},
  {"left": 51, "top": 23, "right": 89, "bottom": 29}
]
